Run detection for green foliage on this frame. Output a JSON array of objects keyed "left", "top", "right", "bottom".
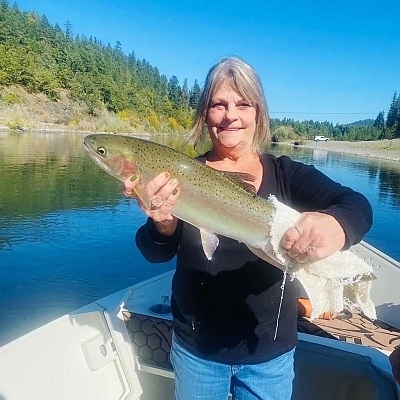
[
  {"left": 268, "top": 79, "right": 397, "bottom": 143},
  {"left": 374, "top": 111, "right": 386, "bottom": 139},
  {"left": 385, "top": 92, "right": 400, "bottom": 139},
  {"left": 189, "top": 79, "right": 201, "bottom": 109},
  {"left": 116, "top": 108, "right": 140, "bottom": 127},
  {"left": 272, "top": 125, "right": 296, "bottom": 141},
  {"left": 271, "top": 109, "right": 399, "bottom": 142},
  {"left": 0, "top": 3, "right": 201, "bottom": 132},
  {"left": 1, "top": 3, "right": 399, "bottom": 139},
  {"left": 168, "top": 117, "right": 181, "bottom": 131}
]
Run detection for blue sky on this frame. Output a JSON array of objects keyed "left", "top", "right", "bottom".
[{"left": 15, "top": 0, "right": 400, "bottom": 124}]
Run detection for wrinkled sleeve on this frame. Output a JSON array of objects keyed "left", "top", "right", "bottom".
[
  {"left": 279, "top": 156, "right": 373, "bottom": 249},
  {"left": 135, "top": 218, "right": 183, "bottom": 263}
]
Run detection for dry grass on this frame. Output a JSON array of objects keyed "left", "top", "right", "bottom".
[
  {"left": 0, "top": 86, "right": 187, "bottom": 135},
  {"left": 0, "top": 86, "right": 148, "bottom": 134},
  {"left": 0, "top": 86, "right": 87, "bottom": 131}
]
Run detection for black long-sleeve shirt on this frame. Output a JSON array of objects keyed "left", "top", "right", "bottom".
[{"left": 135, "top": 154, "right": 373, "bottom": 364}]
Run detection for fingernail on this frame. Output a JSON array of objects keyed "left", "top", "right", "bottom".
[
  {"left": 164, "top": 172, "right": 170, "bottom": 178},
  {"left": 130, "top": 175, "right": 137, "bottom": 181},
  {"left": 172, "top": 188, "right": 178, "bottom": 195}
]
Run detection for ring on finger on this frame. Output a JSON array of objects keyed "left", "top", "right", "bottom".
[
  {"left": 150, "top": 195, "right": 164, "bottom": 210},
  {"left": 293, "top": 225, "right": 301, "bottom": 235},
  {"left": 150, "top": 202, "right": 161, "bottom": 210}
]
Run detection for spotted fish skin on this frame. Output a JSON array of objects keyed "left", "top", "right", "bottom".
[
  {"left": 83, "top": 133, "right": 275, "bottom": 249},
  {"left": 83, "top": 133, "right": 376, "bottom": 320}
]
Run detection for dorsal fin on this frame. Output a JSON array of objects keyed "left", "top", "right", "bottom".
[{"left": 220, "top": 171, "right": 257, "bottom": 195}]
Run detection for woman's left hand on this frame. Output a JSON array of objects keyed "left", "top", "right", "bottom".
[{"left": 281, "top": 212, "right": 345, "bottom": 263}]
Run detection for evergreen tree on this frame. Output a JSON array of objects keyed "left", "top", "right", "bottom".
[
  {"left": 167, "top": 75, "right": 181, "bottom": 109},
  {"left": 395, "top": 96, "right": 400, "bottom": 138},
  {"left": 385, "top": 92, "right": 400, "bottom": 139},
  {"left": 180, "top": 78, "right": 189, "bottom": 110},
  {"left": 64, "top": 20, "right": 73, "bottom": 39},
  {"left": 114, "top": 40, "right": 122, "bottom": 52},
  {"left": 189, "top": 79, "right": 201, "bottom": 109},
  {"left": 374, "top": 111, "right": 386, "bottom": 139},
  {"left": 386, "top": 92, "right": 398, "bottom": 129}
]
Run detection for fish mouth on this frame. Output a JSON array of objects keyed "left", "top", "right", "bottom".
[
  {"left": 83, "top": 142, "right": 137, "bottom": 181},
  {"left": 83, "top": 142, "right": 119, "bottom": 180}
]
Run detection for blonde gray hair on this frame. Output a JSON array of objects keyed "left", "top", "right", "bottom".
[{"left": 189, "top": 57, "right": 270, "bottom": 154}]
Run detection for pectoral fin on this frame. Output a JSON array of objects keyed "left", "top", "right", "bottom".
[{"left": 200, "top": 230, "right": 219, "bottom": 260}]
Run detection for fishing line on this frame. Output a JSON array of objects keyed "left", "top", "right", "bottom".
[
  {"left": 191, "top": 258, "right": 211, "bottom": 331},
  {"left": 198, "top": 259, "right": 211, "bottom": 292},
  {"left": 273, "top": 265, "right": 288, "bottom": 340}
]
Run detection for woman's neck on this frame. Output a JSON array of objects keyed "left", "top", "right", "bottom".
[{"left": 207, "top": 146, "right": 259, "bottom": 164}]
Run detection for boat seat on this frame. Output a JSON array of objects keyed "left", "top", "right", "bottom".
[{"left": 123, "top": 311, "right": 174, "bottom": 377}]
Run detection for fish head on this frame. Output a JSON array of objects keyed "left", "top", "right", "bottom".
[{"left": 83, "top": 134, "right": 140, "bottom": 181}]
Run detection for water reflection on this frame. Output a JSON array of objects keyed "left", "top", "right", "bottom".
[
  {"left": 378, "top": 164, "right": 400, "bottom": 206},
  {"left": 0, "top": 132, "right": 122, "bottom": 249},
  {"left": 312, "top": 149, "right": 328, "bottom": 162},
  {"left": 2, "top": 131, "right": 400, "bottom": 255},
  {"left": 0, "top": 132, "right": 400, "bottom": 345},
  {"left": 269, "top": 144, "right": 400, "bottom": 207}
]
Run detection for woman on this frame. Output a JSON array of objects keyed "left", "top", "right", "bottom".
[{"left": 124, "top": 57, "right": 373, "bottom": 400}]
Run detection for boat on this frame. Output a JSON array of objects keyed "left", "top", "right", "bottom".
[{"left": 0, "top": 240, "right": 399, "bottom": 399}]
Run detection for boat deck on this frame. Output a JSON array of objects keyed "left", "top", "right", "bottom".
[
  {"left": 298, "top": 310, "right": 400, "bottom": 351},
  {"left": 123, "top": 309, "right": 400, "bottom": 373}
]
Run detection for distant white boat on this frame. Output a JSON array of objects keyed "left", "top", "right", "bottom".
[{"left": 0, "top": 241, "right": 399, "bottom": 400}]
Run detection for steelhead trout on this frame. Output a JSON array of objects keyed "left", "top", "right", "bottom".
[{"left": 83, "top": 133, "right": 376, "bottom": 320}]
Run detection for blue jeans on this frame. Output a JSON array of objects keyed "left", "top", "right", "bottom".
[{"left": 170, "top": 334, "right": 295, "bottom": 400}]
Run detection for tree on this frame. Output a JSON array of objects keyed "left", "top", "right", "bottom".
[
  {"left": 386, "top": 92, "right": 398, "bottom": 128},
  {"left": 189, "top": 79, "right": 201, "bottom": 109},
  {"left": 114, "top": 40, "right": 122, "bottom": 52},
  {"left": 64, "top": 20, "right": 73, "bottom": 39},
  {"left": 385, "top": 92, "right": 400, "bottom": 139},
  {"left": 1, "top": 0, "right": 9, "bottom": 10},
  {"left": 167, "top": 75, "right": 181, "bottom": 110},
  {"left": 374, "top": 111, "right": 386, "bottom": 139},
  {"left": 180, "top": 78, "right": 189, "bottom": 110}
]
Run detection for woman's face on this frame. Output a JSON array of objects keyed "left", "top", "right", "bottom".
[{"left": 206, "top": 81, "right": 257, "bottom": 154}]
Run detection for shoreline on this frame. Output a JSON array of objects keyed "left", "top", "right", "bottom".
[
  {"left": 288, "top": 139, "right": 400, "bottom": 163},
  {"left": 2, "top": 125, "right": 400, "bottom": 162}
]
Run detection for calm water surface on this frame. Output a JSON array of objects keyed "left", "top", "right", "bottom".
[{"left": 1, "top": 132, "right": 399, "bottom": 346}]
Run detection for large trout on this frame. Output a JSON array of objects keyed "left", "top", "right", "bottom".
[{"left": 83, "top": 133, "right": 376, "bottom": 320}]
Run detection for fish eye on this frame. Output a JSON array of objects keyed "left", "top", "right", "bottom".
[{"left": 97, "top": 147, "right": 106, "bottom": 156}]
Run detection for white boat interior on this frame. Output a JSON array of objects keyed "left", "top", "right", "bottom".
[{"left": 0, "top": 241, "right": 399, "bottom": 400}]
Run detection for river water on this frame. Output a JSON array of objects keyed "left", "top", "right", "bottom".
[{"left": 1, "top": 131, "right": 399, "bottom": 346}]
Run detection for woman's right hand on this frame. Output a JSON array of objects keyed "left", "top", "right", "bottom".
[{"left": 123, "top": 172, "right": 179, "bottom": 236}]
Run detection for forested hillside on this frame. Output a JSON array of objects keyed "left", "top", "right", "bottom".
[
  {"left": 0, "top": 1, "right": 201, "bottom": 133},
  {"left": 0, "top": 1, "right": 399, "bottom": 140}
]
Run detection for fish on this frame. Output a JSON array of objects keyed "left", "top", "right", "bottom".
[{"left": 83, "top": 133, "right": 376, "bottom": 321}]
